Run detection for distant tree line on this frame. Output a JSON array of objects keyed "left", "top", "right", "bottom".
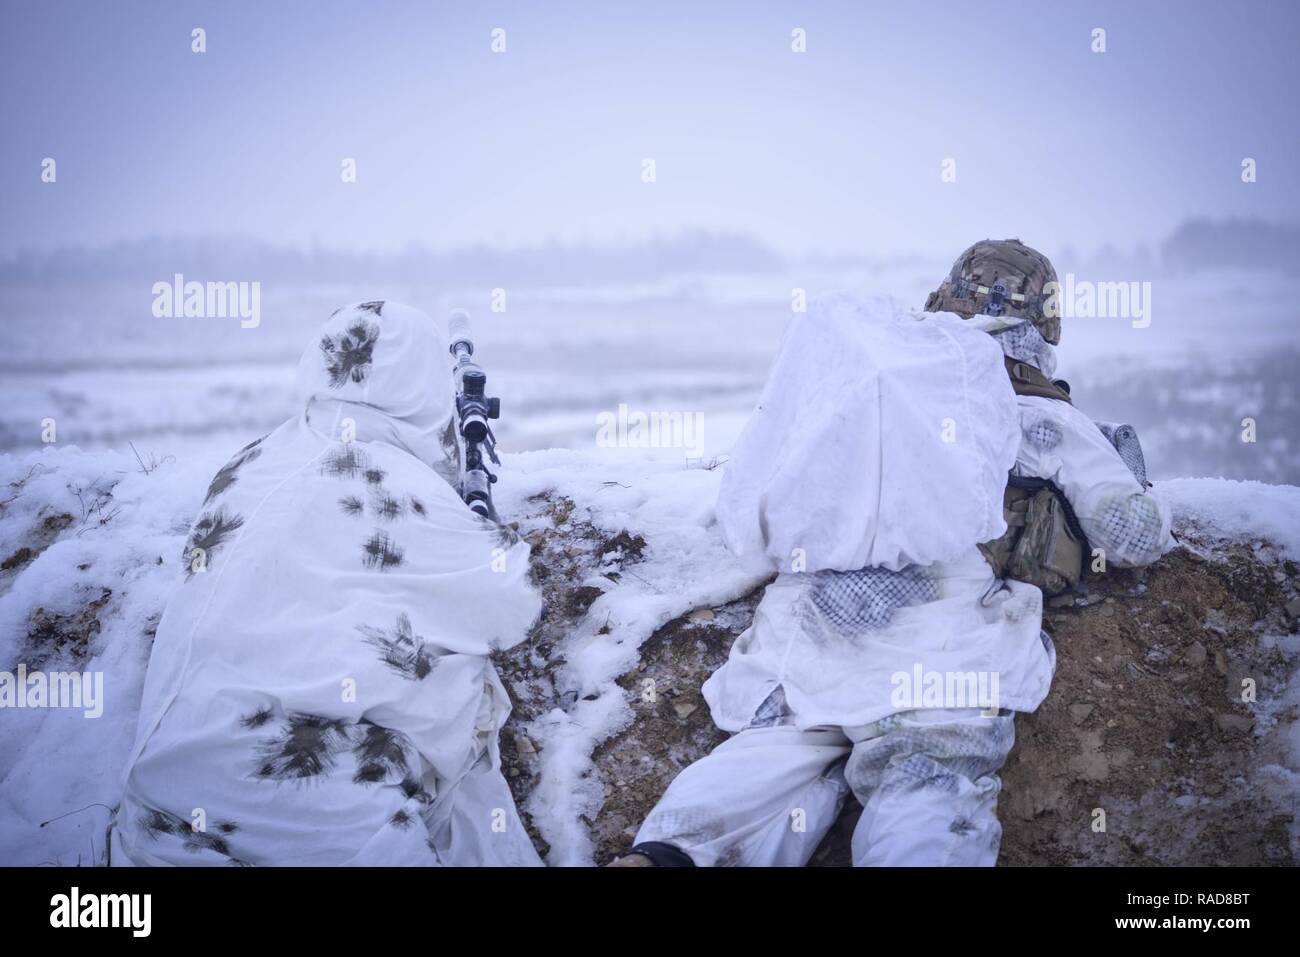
[
  {"left": 2, "top": 218, "right": 1295, "bottom": 282},
  {"left": 1159, "top": 218, "right": 1300, "bottom": 274},
  {"left": 0, "top": 230, "right": 784, "bottom": 284}
]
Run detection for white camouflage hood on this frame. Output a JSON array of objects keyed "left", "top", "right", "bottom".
[
  {"left": 297, "top": 300, "right": 455, "bottom": 467},
  {"left": 717, "top": 293, "right": 1021, "bottom": 574}
]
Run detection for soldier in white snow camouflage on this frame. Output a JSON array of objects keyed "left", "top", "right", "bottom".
[{"left": 617, "top": 241, "right": 1171, "bottom": 868}]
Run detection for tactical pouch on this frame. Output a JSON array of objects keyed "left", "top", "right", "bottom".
[{"left": 979, "top": 478, "right": 1087, "bottom": 598}]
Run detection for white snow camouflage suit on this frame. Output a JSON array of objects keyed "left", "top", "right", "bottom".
[
  {"left": 112, "top": 301, "right": 543, "bottom": 866},
  {"left": 633, "top": 311, "right": 1171, "bottom": 867}
]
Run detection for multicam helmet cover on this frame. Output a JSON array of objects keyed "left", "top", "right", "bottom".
[{"left": 924, "top": 238, "right": 1061, "bottom": 344}]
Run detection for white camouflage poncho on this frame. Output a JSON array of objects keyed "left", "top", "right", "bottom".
[
  {"left": 113, "top": 301, "right": 542, "bottom": 866},
  {"left": 705, "top": 295, "right": 1049, "bottom": 730}
]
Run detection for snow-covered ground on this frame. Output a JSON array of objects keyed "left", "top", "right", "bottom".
[
  {"left": 2, "top": 265, "right": 1297, "bottom": 483},
  {"left": 1, "top": 441, "right": 1298, "bottom": 866}
]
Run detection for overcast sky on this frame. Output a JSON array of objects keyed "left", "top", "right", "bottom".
[{"left": 2, "top": 0, "right": 1297, "bottom": 259}]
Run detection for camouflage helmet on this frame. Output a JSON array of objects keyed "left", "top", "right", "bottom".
[{"left": 924, "top": 238, "right": 1061, "bottom": 344}]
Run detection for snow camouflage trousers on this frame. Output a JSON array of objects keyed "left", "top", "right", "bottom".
[{"left": 634, "top": 704, "right": 1016, "bottom": 867}]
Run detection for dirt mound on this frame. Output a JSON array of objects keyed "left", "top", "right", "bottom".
[
  {"left": 997, "top": 543, "right": 1296, "bottom": 866},
  {"left": 504, "top": 494, "right": 1299, "bottom": 866}
]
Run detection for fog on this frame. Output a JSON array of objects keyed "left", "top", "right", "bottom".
[{"left": 1, "top": 1, "right": 1297, "bottom": 484}]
